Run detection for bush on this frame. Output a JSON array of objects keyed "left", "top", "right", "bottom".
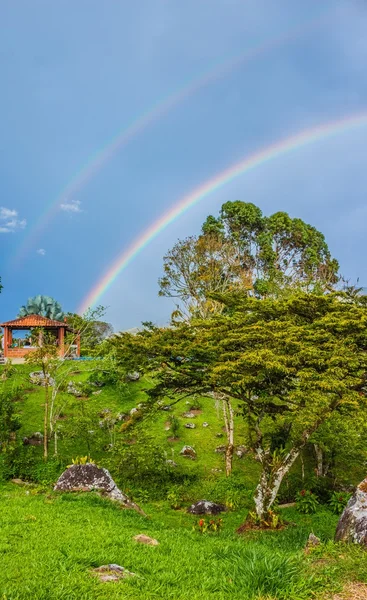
[
  {"left": 296, "top": 489, "right": 319, "bottom": 514},
  {"left": 168, "top": 415, "right": 180, "bottom": 438},
  {"left": 329, "top": 491, "right": 351, "bottom": 514}
]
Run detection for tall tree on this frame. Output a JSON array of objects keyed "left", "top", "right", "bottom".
[
  {"left": 113, "top": 291, "right": 367, "bottom": 520},
  {"left": 159, "top": 201, "right": 339, "bottom": 319},
  {"left": 19, "top": 296, "right": 64, "bottom": 320}
]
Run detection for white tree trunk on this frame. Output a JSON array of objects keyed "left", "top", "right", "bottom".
[
  {"left": 314, "top": 444, "right": 324, "bottom": 477},
  {"left": 222, "top": 396, "right": 234, "bottom": 477}
]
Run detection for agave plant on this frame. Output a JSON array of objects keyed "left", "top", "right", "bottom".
[{"left": 18, "top": 295, "right": 64, "bottom": 321}]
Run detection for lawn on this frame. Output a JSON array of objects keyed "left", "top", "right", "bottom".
[{"left": 0, "top": 482, "right": 366, "bottom": 600}]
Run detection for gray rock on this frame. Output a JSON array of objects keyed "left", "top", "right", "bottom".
[
  {"left": 216, "top": 433, "right": 224, "bottom": 438},
  {"left": 30, "top": 371, "right": 55, "bottom": 387},
  {"left": 126, "top": 372, "right": 140, "bottom": 382},
  {"left": 235, "top": 445, "right": 247, "bottom": 458},
  {"left": 54, "top": 463, "right": 145, "bottom": 515},
  {"left": 92, "top": 564, "right": 135, "bottom": 582},
  {"left": 166, "top": 459, "right": 178, "bottom": 467},
  {"left": 202, "top": 422, "right": 209, "bottom": 427},
  {"left": 160, "top": 405, "right": 172, "bottom": 411},
  {"left": 183, "top": 412, "right": 195, "bottom": 418},
  {"left": 179, "top": 445, "right": 196, "bottom": 459},
  {"left": 215, "top": 445, "right": 226, "bottom": 453},
  {"left": 188, "top": 500, "right": 226, "bottom": 515},
  {"left": 305, "top": 533, "right": 321, "bottom": 550},
  {"left": 92, "top": 390, "right": 102, "bottom": 396},
  {"left": 67, "top": 381, "right": 83, "bottom": 397},
  {"left": 130, "top": 407, "right": 139, "bottom": 416},
  {"left": 23, "top": 431, "right": 44, "bottom": 446},
  {"left": 335, "top": 479, "right": 367, "bottom": 545},
  {"left": 116, "top": 413, "right": 127, "bottom": 421},
  {"left": 133, "top": 534, "right": 159, "bottom": 546},
  {"left": 185, "top": 423, "right": 196, "bottom": 429}
]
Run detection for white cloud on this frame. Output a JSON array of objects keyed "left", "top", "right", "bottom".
[
  {"left": 0, "top": 206, "right": 26, "bottom": 233},
  {"left": 37, "top": 248, "right": 46, "bottom": 256},
  {"left": 60, "top": 199, "right": 82, "bottom": 213}
]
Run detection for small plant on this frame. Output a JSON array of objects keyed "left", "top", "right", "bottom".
[
  {"left": 195, "top": 517, "right": 223, "bottom": 534},
  {"left": 167, "top": 486, "right": 181, "bottom": 509},
  {"left": 225, "top": 490, "right": 242, "bottom": 510},
  {"left": 296, "top": 489, "right": 319, "bottom": 514},
  {"left": 68, "top": 456, "right": 95, "bottom": 467},
  {"left": 329, "top": 491, "right": 351, "bottom": 514},
  {"left": 247, "top": 509, "right": 283, "bottom": 529},
  {"left": 133, "top": 489, "right": 150, "bottom": 503},
  {"left": 168, "top": 415, "right": 180, "bottom": 438}
]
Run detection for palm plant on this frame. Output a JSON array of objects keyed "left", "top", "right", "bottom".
[{"left": 18, "top": 295, "right": 64, "bottom": 321}]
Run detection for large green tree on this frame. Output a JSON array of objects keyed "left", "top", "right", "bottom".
[
  {"left": 113, "top": 291, "right": 367, "bottom": 520},
  {"left": 159, "top": 201, "right": 339, "bottom": 320},
  {"left": 19, "top": 295, "right": 64, "bottom": 320}
]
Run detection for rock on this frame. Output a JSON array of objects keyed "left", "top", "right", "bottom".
[
  {"left": 92, "top": 564, "right": 135, "bottom": 582},
  {"left": 130, "top": 407, "right": 139, "bottom": 416},
  {"left": 216, "top": 433, "right": 224, "bottom": 438},
  {"left": 54, "top": 463, "right": 145, "bottom": 515},
  {"left": 30, "top": 371, "right": 55, "bottom": 387},
  {"left": 11, "top": 478, "right": 27, "bottom": 485},
  {"left": 133, "top": 534, "right": 159, "bottom": 546},
  {"left": 215, "top": 445, "right": 226, "bottom": 453},
  {"left": 235, "top": 445, "right": 247, "bottom": 458},
  {"left": 99, "top": 408, "right": 112, "bottom": 417},
  {"left": 116, "top": 413, "right": 127, "bottom": 421},
  {"left": 202, "top": 422, "right": 209, "bottom": 427},
  {"left": 305, "top": 533, "right": 321, "bottom": 552},
  {"left": 23, "top": 432, "right": 43, "bottom": 446},
  {"left": 185, "top": 423, "right": 196, "bottom": 429},
  {"left": 159, "top": 405, "right": 172, "bottom": 411},
  {"left": 126, "top": 372, "right": 140, "bottom": 382},
  {"left": 92, "top": 390, "right": 102, "bottom": 396},
  {"left": 166, "top": 459, "right": 177, "bottom": 467},
  {"left": 67, "top": 381, "right": 83, "bottom": 397},
  {"left": 211, "top": 468, "right": 223, "bottom": 473},
  {"left": 188, "top": 500, "right": 226, "bottom": 515},
  {"left": 335, "top": 479, "right": 367, "bottom": 545},
  {"left": 183, "top": 412, "right": 195, "bottom": 418},
  {"left": 179, "top": 445, "right": 196, "bottom": 460}
]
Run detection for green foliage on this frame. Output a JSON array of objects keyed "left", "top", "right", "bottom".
[
  {"left": 108, "top": 432, "right": 169, "bottom": 484},
  {"left": 296, "top": 489, "right": 319, "bottom": 514},
  {"left": 18, "top": 295, "right": 64, "bottom": 320},
  {"left": 329, "top": 491, "right": 351, "bottom": 515},
  {"left": 66, "top": 308, "right": 112, "bottom": 355},
  {"left": 168, "top": 414, "right": 180, "bottom": 438},
  {"left": 195, "top": 516, "right": 223, "bottom": 533},
  {"left": 0, "top": 388, "right": 22, "bottom": 450}
]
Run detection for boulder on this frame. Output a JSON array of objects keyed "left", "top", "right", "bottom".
[
  {"left": 216, "top": 433, "right": 224, "bottom": 438},
  {"left": 126, "top": 372, "right": 140, "bottom": 382},
  {"left": 188, "top": 500, "right": 226, "bottom": 515},
  {"left": 130, "top": 407, "right": 139, "bottom": 416},
  {"left": 215, "top": 445, "right": 226, "bottom": 453},
  {"left": 305, "top": 533, "right": 321, "bottom": 553},
  {"left": 335, "top": 479, "right": 367, "bottom": 545},
  {"left": 23, "top": 432, "right": 43, "bottom": 446},
  {"left": 159, "top": 405, "right": 172, "bottom": 411},
  {"left": 166, "top": 459, "right": 177, "bottom": 467},
  {"left": 183, "top": 412, "right": 195, "bottom": 418},
  {"left": 235, "top": 445, "right": 247, "bottom": 458},
  {"left": 54, "top": 463, "right": 145, "bottom": 515},
  {"left": 185, "top": 423, "right": 196, "bottom": 429},
  {"left": 133, "top": 534, "right": 159, "bottom": 546},
  {"left": 30, "top": 371, "right": 55, "bottom": 387},
  {"left": 179, "top": 445, "right": 196, "bottom": 460},
  {"left": 202, "top": 422, "right": 209, "bottom": 428},
  {"left": 92, "top": 390, "right": 102, "bottom": 396},
  {"left": 92, "top": 564, "right": 135, "bottom": 582},
  {"left": 67, "top": 381, "right": 83, "bottom": 397}
]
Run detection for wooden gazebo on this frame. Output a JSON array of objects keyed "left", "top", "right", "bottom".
[{"left": 0, "top": 315, "right": 80, "bottom": 361}]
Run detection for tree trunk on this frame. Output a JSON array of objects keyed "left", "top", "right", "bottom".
[
  {"left": 54, "top": 429, "right": 58, "bottom": 457},
  {"left": 43, "top": 383, "right": 49, "bottom": 460},
  {"left": 314, "top": 444, "right": 324, "bottom": 477},
  {"left": 222, "top": 396, "right": 234, "bottom": 477},
  {"left": 253, "top": 446, "right": 301, "bottom": 520}
]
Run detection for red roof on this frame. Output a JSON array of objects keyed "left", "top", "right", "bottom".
[{"left": 0, "top": 315, "right": 70, "bottom": 328}]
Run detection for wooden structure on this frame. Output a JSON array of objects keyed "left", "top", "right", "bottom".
[{"left": 0, "top": 315, "right": 80, "bottom": 360}]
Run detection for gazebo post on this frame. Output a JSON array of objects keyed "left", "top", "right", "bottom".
[
  {"left": 3, "top": 326, "right": 8, "bottom": 358},
  {"left": 58, "top": 327, "right": 65, "bottom": 357},
  {"left": 76, "top": 333, "right": 81, "bottom": 357}
]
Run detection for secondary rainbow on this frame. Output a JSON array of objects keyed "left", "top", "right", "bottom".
[
  {"left": 79, "top": 110, "right": 367, "bottom": 314},
  {"left": 13, "top": 11, "right": 328, "bottom": 266}
]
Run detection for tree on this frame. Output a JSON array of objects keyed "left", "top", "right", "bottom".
[
  {"left": 65, "top": 309, "right": 113, "bottom": 354},
  {"left": 112, "top": 291, "right": 367, "bottom": 520},
  {"left": 19, "top": 296, "right": 64, "bottom": 320},
  {"left": 159, "top": 201, "right": 339, "bottom": 319},
  {"left": 25, "top": 330, "right": 58, "bottom": 460},
  {"left": 0, "top": 389, "right": 21, "bottom": 450}
]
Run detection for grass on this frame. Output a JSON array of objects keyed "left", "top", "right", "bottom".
[{"left": 0, "top": 483, "right": 366, "bottom": 600}]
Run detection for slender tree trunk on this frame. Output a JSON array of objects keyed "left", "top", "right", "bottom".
[
  {"left": 222, "top": 396, "right": 234, "bottom": 477},
  {"left": 54, "top": 429, "right": 58, "bottom": 457},
  {"left": 253, "top": 446, "right": 301, "bottom": 520},
  {"left": 43, "top": 383, "right": 49, "bottom": 460},
  {"left": 314, "top": 444, "right": 324, "bottom": 477}
]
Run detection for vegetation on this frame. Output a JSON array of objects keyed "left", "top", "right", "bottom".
[{"left": 18, "top": 295, "right": 65, "bottom": 320}]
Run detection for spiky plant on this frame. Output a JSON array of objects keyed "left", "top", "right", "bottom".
[{"left": 18, "top": 295, "right": 64, "bottom": 321}]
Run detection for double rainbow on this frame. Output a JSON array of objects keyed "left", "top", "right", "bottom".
[{"left": 78, "top": 111, "right": 367, "bottom": 314}]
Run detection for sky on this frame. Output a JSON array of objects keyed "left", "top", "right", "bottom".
[{"left": 1, "top": 0, "right": 367, "bottom": 331}]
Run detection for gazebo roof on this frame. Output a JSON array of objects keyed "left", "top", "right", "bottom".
[{"left": 0, "top": 314, "right": 70, "bottom": 329}]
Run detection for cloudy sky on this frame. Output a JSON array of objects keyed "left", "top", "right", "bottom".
[{"left": 1, "top": 0, "right": 367, "bottom": 330}]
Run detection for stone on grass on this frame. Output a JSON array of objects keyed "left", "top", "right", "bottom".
[
  {"left": 180, "top": 445, "right": 196, "bottom": 459},
  {"left": 30, "top": 371, "right": 55, "bottom": 387},
  {"left": 185, "top": 423, "right": 196, "bottom": 429},
  {"left": 166, "top": 459, "right": 177, "bottom": 467},
  {"left": 54, "top": 463, "right": 145, "bottom": 515},
  {"left": 235, "top": 445, "right": 247, "bottom": 458},
  {"left": 335, "top": 478, "right": 367, "bottom": 545},
  {"left": 92, "top": 390, "right": 102, "bottom": 396},
  {"left": 305, "top": 533, "right": 321, "bottom": 553},
  {"left": 67, "top": 381, "right": 83, "bottom": 397},
  {"left": 92, "top": 564, "right": 135, "bottom": 582},
  {"left": 188, "top": 500, "right": 226, "bottom": 515},
  {"left": 215, "top": 445, "right": 226, "bottom": 453},
  {"left": 202, "top": 422, "right": 209, "bottom": 427},
  {"left": 183, "top": 412, "right": 195, "bottom": 418},
  {"left": 133, "top": 534, "right": 159, "bottom": 546},
  {"left": 130, "top": 407, "right": 139, "bottom": 416},
  {"left": 126, "top": 371, "right": 140, "bottom": 382},
  {"left": 23, "top": 432, "right": 43, "bottom": 446},
  {"left": 216, "top": 432, "right": 224, "bottom": 438}
]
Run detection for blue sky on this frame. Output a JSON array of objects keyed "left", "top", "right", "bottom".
[{"left": 1, "top": 0, "right": 367, "bottom": 331}]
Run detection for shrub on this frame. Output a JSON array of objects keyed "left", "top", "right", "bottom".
[
  {"left": 168, "top": 415, "right": 180, "bottom": 438},
  {"left": 296, "top": 489, "right": 319, "bottom": 514},
  {"left": 329, "top": 491, "right": 351, "bottom": 514}
]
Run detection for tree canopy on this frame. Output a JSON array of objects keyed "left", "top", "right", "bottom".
[
  {"left": 112, "top": 290, "right": 367, "bottom": 518},
  {"left": 18, "top": 295, "right": 64, "bottom": 320},
  {"left": 159, "top": 201, "right": 339, "bottom": 319}
]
